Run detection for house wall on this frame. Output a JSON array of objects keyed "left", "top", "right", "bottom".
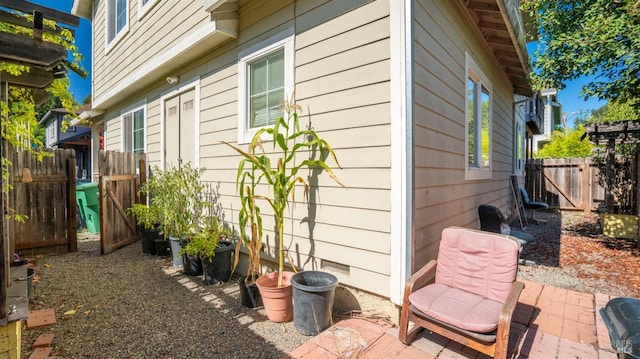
[
  {"left": 92, "top": 0, "right": 211, "bottom": 100},
  {"left": 101, "top": 0, "right": 393, "bottom": 297},
  {"left": 411, "top": 0, "right": 518, "bottom": 271}
]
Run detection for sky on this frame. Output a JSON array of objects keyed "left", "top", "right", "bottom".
[
  {"left": 32, "top": 2, "right": 606, "bottom": 127},
  {"left": 30, "top": 0, "right": 92, "bottom": 104},
  {"left": 526, "top": 42, "right": 606, "bottom": 128}
]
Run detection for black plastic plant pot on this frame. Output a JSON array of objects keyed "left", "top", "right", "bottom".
[
  {"left": 154, "top": 239, "right": 171, "bottom": 257},
  {"left": 182, "top": 254, "right": 203, "bottom": 276},
  {"left": 139, "top": 227, "right": 161, "bottom": 255},
  {"left": 201, "top": 241, "right": 234, "bottom": 284},
  {"left": 238, "top": 275, "right": 262, "bottom": 308},
  {"left": 291, "top": 271, "right": 339, "bottom": 336}
]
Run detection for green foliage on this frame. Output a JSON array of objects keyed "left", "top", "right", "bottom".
[
  {"left": 126, "top": 203, "right": 162, "bottom": 230},
  {"left": 180, "top": 184, "right": 230, "bottom": 260},
  {"left": 225, "top": 91, "right": 344, "bottom": 287},
  {"left": 142, "top": 163, "right": 205, "bottom": 238},
  {"left": 586, "top": 100, "right": 639, "bottom": 124},
  {"left": 535, "top": 125, "right": 593, "bottom": 158},
  {"left": 1, "top": 11, "right": 86, "bottom": 221},
  {"left": 523, "top": 0, "right": 640, "bottom": 108}
]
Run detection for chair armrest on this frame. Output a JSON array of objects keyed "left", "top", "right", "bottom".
[
  {"left": 500, "top": 282, "right": 524, "bottom": 317},
  {"left": 499, "top": 281, "right": 524, "bottom": 326},
  {"left": 403, "top": 260, "right": 437, "bottom": 300},
  {"left": 495, "top": 281, "right": 524, "bottom": 358}
]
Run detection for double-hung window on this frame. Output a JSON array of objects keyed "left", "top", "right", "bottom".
[
  {"left": 238, "top": 31, "right": 294, "bottom": 144},
  {"left": 106, "top": 0, "right": 128, "bottom": 48},
  {"left": 123, "top": 107, "right": 145, "bottom": 156},
  {"left": 465, "top": 52, "right": 492, "bottom": 180}
]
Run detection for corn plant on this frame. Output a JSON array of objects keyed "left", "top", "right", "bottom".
[
  {"left": 226, "top": 92, "right": 344, "bottom": 287},
  {"left": 233, "top": 161, "right": 264, "bottom": 285}
]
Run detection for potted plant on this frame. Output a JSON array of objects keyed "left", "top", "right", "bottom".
[
  {"left": 226, "top": 91, "right": 344, "bottom": 322},
  {"left": 146, "top": 162, "right": 206, "bottom": 267},
  {"left": 126, "top": 203, "right": 162, "bottom": 255},
  {"left": 181, "top": 214, "right": 233, "bottom": 283},
  {"left": 233, "top": 162, "right": 264, "bottom": 307}
]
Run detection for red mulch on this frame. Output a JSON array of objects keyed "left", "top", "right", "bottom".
[{"left": 520, "top": 211, "right": 640, "bottom": 298}]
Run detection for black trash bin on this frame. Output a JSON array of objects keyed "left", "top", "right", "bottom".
[{"left": 600, "top": 297, "right": 640, "bottom": 358}]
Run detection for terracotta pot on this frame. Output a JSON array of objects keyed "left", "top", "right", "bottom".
[{"left": 256, "top": 271, "right": 294, "bottom": 322}]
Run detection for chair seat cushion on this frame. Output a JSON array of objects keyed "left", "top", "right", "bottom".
[{"left": 409, "top": 283, "right": 503, "bottom": 333}]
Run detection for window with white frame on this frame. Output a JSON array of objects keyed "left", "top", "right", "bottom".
[
  {"left": 238, "top": 31, "right": 294, "bottom": 144},
  {"left": 465, "top": 53, "right": 492, "bottom": 180},
  {"left": 107, "top": 0, "right": 128, "bottom": 47},
  {"left": 139, "top": 0, "right": 159, "bottom": 18},
  {"left": 122, "top": 108, "right": 145, "bottom": 155}
]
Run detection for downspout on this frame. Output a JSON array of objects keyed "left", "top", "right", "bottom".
[{"left": 389, "top": 0, "right": 413, "bottom": 305}]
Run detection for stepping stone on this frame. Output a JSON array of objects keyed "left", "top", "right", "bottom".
[
  {"left": 26, "top": 309, "right": 56, "bottom": 329},
  {"left": 28, "top": 347, "right": 52, "bottom": 359},
  {"left": 32, "top": 333, "right": 54, "bottom": 348}
]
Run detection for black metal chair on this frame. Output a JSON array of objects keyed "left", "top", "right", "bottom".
[
  {"left": 478, "top": 204, "right": 534, "bottom": 249},
  {"left": 519, "top": 188, "right": 549, "bottom": 224}
]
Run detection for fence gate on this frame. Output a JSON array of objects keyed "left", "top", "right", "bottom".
[
  {"left": 8, "top": 148, "right": 77, "bottom": 254},
  {"left": 526, "top": 158, "right": 605, "bottom": 213},
  {"left": 98, "top": 151, "right": 142, "bottom": 254}
]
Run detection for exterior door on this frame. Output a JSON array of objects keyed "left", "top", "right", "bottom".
[{"left": 164, "top": 89, "right": 196, "bottom": 169}]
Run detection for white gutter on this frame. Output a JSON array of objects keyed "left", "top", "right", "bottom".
[{"left": 70, "top": 109, "right": 105, "bottom": 126}]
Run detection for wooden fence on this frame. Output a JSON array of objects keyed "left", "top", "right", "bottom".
[
  {"left": 98, "top": 151, "right": 145, "bottom": 254},
  {"left": 526, "top": 158, "right": 605, "bottom": 213},
  {"left": 7, "top": 148, "right": 77, "bottom": 254}
]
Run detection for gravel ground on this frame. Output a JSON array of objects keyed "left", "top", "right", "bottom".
[
  {"left": 516, "top": 209, "right": 638, "bottom": 298},
  {"left": 21, "top": 237, "right": 309, "bottom": 358},
  {"left": 21, "top": 210, "right": 638, "bottom": 358}
]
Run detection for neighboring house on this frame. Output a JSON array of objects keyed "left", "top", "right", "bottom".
[
  {"left": 71, "top": 0, "right": 542, "bottom": 310},
  {"left": 39, "top": 107, "right": 93, "bottom": 180},
  {"left": 532, "top": 88, "right": 564, "bottom": 153}
]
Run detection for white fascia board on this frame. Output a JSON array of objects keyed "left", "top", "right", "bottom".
[
  {"left": 389, "top": 0, "right": 413, "bottom": 305},
  {"left": 72, "top": 0, "right": 93, "bottom": 20},
  {"left": 93, "top": 21, "right": 237, "bottom": 111}
]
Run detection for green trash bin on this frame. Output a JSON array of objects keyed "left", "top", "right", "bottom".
[{"left": 76, "top": 182, "right": 100, "bottom": 233}]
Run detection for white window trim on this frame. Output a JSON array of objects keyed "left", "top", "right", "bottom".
[
  {"left": 514, "top": 103, "right": 526, "bottom": 176},
  {"left": 464, "top": 52, "right": 493, "bottom": 181},
  {"left": 105, "top": 0, "right": 130, "bottom": 54},
  {"left": 138, "top": 0, "right": 159, "bottom": 20},
  {"left": 237, "top": 29, "right": 294, "bottom": 145},
  {"left": 120, "top": 102, "right": 147, "bottom": 154}
]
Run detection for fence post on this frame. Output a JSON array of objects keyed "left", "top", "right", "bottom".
[
  {"left": 67, "top": 153, "right": 78, "bottom": 252},
  {"left": 582, "top": 159, "right": 591, "bottom": 215}
]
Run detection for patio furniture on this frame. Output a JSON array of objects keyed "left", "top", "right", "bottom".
[
  {"left": 399, "top": 226, "right": 524, "bottom": 359},
  {"left": 519, "top": 188, "right": 549, "bottom": 224},
  {"left": 478, "top": 204, "right": 534, "bottom": 249}
]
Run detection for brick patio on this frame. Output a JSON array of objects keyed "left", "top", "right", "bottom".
[{"left": 285, "top": 280, "right": 621, "bottom": 359}]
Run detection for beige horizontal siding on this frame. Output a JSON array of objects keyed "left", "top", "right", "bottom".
[
  {"left": 93, "top": 0, "right": 209, "bottom": 99},
  {"left": 411, "top": 0, "right": 519, "bottom": 270},
  {"left": 97, "top": 0, "right": 391, "bottom": 297}
]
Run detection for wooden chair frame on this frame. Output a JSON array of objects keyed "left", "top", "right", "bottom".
[{"left": 398, "top": 259, "right": 524, "bottom": 359}]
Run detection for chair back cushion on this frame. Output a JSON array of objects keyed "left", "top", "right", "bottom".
[
  {"left": 478, "top": 204, "right": 508, "bottom": 234},
  {"left": 435, "top": 227, "right": 519, "bottom": 303}
]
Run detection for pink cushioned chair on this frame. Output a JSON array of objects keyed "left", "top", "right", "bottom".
[{"left": 399, "top": 226, "right": 524, "bottom": 359}]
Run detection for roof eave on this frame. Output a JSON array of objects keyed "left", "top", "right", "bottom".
[{"left": 71, "top": 0, "right": 92, "bottom": 20}]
